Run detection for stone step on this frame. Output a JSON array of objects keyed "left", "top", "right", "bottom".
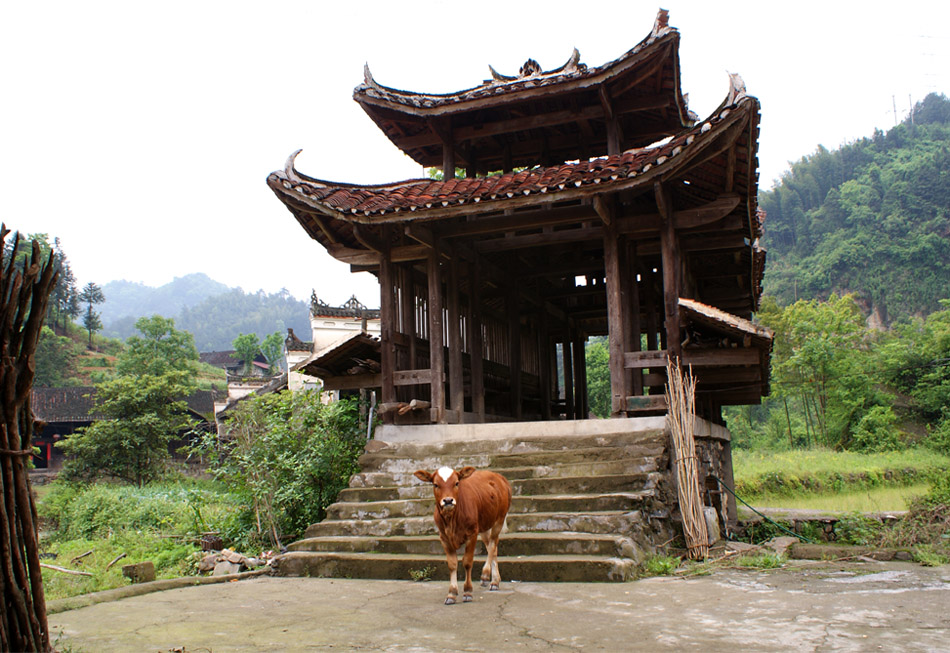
[
  {"left": 287, "top": 532, "right": 641, "bottom": 558},
  {"left": 338, "top": 472, "right": 662, "bottom": 502},
  {"left": 373, "top": 422, "right": 666, "bottom": 459},
  {"left": 359, "top": 443, "right": 667, "bottom": 474},
  {"left": 272, "top": 551, "right": 636, "bottom": 583},
  {"left": 348, "top": 459, "right": 661, "bottom": 489},
  {"left": 304, "top": 510, "right": 645, "bottom": 539},
  {"left": 326, "top": 491, "right": 655, "bottom": 520}
]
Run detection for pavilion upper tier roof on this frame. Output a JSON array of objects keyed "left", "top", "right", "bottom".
[
  {"left": 269, "top": 78, "right": 758, "bottom": 233},
  {"left": 354, "top": 9, "right": 695, "bottom": 170}
]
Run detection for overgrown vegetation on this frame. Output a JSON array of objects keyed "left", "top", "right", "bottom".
[
  {"left": 189, "top": 392, "right": 365, "bottom": 550},
  {"left": 37, "top": 480, "right": 240, "bottom": 600}
]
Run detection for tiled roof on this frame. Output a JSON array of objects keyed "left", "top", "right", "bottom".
[
  {"left": 678, "top": 298, "right": 773, "bottom": 343},
  {"left": 32, "top": 387, "right": 216, "bottom": 423},
  {"left": 32, "top": 387, "right": 102, "bottom": 423},
  {"left": 355, "top": 9, "right": 690, "bottom": 121},
  {"left": 269, "top": 89, "right": 758, "bottom": 227}
]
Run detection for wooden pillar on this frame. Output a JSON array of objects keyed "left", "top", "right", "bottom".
[
  {"left": 427, "top": 247, "right": 445, "bottom": 423},
  {"left": 627, "top": 241, "right": 643, "bottom": 396},
  {"left": 573, "top": 332, "right": 587, "bottom": 419},
  {"left": 507, "top": 285, "right": 522, "bottom": 419},
  {"left": 379, "top": 252, "right": 396, "bottom": 424},
  {"left": 562, "top": 339, "right": 575, "bottom": 419},
  {"left": 538, "top": 313, "right": 551, "bottom": 420},
  {"left": 447, "top": 256, "right": 463, "bottom": 422},
  {"left": 655, "top": 182, "right": 682, "bottom": 362},
  {"left": 399, "top": 267, "right": 416, "bottom": 371},
  {"left": 467, "top": 261, "right": 485, "bottom": 421},
  {"left": 603, "top": 222, "right": 627, "bottom": 416}
]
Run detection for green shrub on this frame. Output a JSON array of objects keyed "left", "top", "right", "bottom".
[
  {"left": 927, "top": 419, "right": 950, "bottom": 456},
  {"left": 192, "top": 391, "right": 365, "bottom": 550},
  {"left": 834, "top": 512, "right": 882, "bottom": 545},
  {"left": 850, "top": 406, "right": 903, "bottom": 452},
  {"left": 641, "top": 554, "right": 680, "bottom": 576},
  {"left": 736, "top": 552, "right": 786, "bottom": 569}
]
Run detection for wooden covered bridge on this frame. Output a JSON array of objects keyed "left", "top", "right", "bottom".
[{"left": 268, "top": 10, "right": 773, "bottom": 581}]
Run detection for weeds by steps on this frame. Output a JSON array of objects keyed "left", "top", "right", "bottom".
[{"left": 409, "top": 566, "right": 435, "bottom": 582}]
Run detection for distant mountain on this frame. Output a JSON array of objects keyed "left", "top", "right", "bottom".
[
  {"left": 100, "top": 273, "right": 229, "bottom": 324},
  {"left": 100, "top": 274, "right": 311, "bottom": 351}
]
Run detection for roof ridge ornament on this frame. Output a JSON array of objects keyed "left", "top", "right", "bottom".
[
  {"left": 487, "top": 48, "right": 586, "bottom": 84},
  {"left": 285, "top": 149, "right": 305, "bottom": 184}
]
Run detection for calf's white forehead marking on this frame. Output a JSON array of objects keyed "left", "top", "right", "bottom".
[{"left": 437, "top": 466, "right": 454, "bottom": 482}]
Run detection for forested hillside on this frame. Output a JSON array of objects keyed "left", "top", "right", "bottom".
[{"left": 760, "top": 93, "right": 950, "bottom": 325}]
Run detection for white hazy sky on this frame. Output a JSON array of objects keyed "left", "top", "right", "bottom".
[{"left": 3, "top": 1, "right": 948, "bottom": 308}]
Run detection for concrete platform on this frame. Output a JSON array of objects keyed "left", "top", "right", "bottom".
[{"left": 49, "top": 560, "right": 950, "bottom": 652}]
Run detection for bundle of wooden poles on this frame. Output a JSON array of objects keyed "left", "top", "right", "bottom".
[
  {"left": 0, "top": 226, "right": 59, "bottom": 652},
  {"left": 665, "top": 358, "right": 709, "bottom": 560}
]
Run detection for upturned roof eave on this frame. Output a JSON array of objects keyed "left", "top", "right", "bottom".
[
  {"left": 353, "top": 29, "right": 683, "bottom": 119},
  {"left": 267, "top": 91, "right": 757, "bottom": 226}
]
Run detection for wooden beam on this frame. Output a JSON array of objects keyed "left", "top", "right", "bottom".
[
  {"left": 592, "top": 195, "right": 616, "bottom": 226},
  {"left": 322, "top": 373, "right": 382, "bottom": 391}
]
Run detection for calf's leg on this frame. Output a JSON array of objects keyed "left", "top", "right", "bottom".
[
  {"left": 441, "top": 539, "right": 459, "bottom": 605},
  {"left": 479, "top": 531, "right": 492, "bottom": 587},
  {"left": 462, "top": 535, "right": 477, "bottom": 602},
  {"left": 487, "top": 519, "right": 504, "bottom": 590}
]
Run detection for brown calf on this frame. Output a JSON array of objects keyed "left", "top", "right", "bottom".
[{"left": 413, "top": 466, "right": 512, "bottom": 605}]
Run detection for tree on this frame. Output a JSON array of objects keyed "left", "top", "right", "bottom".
[
  {"left": 261, "top": 331, "right": 284, "bottom": 374},
  {"left": 49, "top": 238, "right": 80, "bottom": 332},
  {"left": 116, "top": 315, "right": 199, "bottom": 378},
  {"left": 57, "top": 317, "right": 199, "bottom": 485},
  {"left": 34, "top": 326, "right": 79, "bottom": 387},
  {"left": 57, "top": 372, "right": 196, "bottom": 485},
  {"left": 232, "top": 333, "right": 261, "bottom": 375},
  {"left": 78, "top": 281, "right": 105, "bottom": 348}
]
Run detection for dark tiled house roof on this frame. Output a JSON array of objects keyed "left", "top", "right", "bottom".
[
  {"left": 311, "top": 294, "right": 380, "bottom": 319},
  {"left": 32, "top": 387, "right": 216, "bottom": 422}
]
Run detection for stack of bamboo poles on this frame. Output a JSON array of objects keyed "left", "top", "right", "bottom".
[
  {"left": 665, "top": 358, "right": 709, "bottom": 560},
  {"left": 0, "top": 227, "right": 58, "bottom": 652}
]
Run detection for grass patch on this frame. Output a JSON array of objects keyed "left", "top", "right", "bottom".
[
  {"left": 748, "top": 483, "right": 930, "bottom": 512},
  {"left": 734, "top": 448, "right": 950, "bottom": 499}
]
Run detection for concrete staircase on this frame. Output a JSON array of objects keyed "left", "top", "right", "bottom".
[{"left": 272, "top": 418, "right": 674, "bottom": 582}]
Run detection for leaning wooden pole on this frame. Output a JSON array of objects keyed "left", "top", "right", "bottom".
[
  {"left": 665, "top": 358, "right": 708, "bottom": 560},
  {"left": 0, "top": 226, "right": 58, "bottom": 653}
]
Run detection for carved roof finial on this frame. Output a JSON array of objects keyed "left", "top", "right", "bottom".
[
  {"left": 519, "top": 58, "right": 542, "bottom": 77},
  {"left": 652, "top": 8, "right": 670, "bottom": 37}
]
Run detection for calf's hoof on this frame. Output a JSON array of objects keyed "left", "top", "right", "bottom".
[
  {"left": 463, "top": 593, "right": 473, "bottom": 603},
  {"left": 444, "top": 596, "right": 456, "bottom": 605},
  {"left": 480, "top": 580, "right": 489, "bottom": 588},
  {"left": 490, "top": 583, "right": 500, "bottom": 591}
]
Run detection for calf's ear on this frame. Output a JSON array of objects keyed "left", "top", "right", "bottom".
[
  {"left": 457, "top": 466, "right": 476, "bottom": 480},
  {"left": 414, "top": 470, "right": 434, "bottom": 483}
]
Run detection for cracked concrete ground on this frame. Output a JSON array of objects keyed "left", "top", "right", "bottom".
[{"left": 50, "top": 560, "right": 949, "bottom": 652}]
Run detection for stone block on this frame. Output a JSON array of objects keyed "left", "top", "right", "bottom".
[{"left": 122, "top": 561, "right": 155, "bottom": 584}]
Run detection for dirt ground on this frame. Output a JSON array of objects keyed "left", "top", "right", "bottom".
[{"left": 49, "top": 559, "right": 949, "bottom": 652}]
